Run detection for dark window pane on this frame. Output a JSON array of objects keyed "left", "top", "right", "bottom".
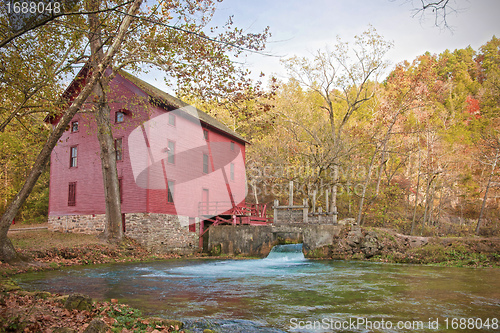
[
  {"left": 118, "top": 178, "right": 123, "bottom": 203},
  {"left": 70, "top": 146, "right": 77, "bottom": 168},
  {"left": 203, "top": 154, "right": 209, "bottom": 173},
  {"left": 167, "top": 180, "right": 174, "bottom": 203},
  {"left": 68, "top": 182, "right": 76, "bottom": 206},
  {"left": 167, "top": 141, "right": 175, "bottom": 164},
  {"left": 115, "top": 138, "right": 123, "bottom": 161},
  {"left": 116, "top": 111, "right": 125, "bottom": 123}
]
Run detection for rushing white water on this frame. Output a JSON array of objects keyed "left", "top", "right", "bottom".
[
  {"left": 265, "top": 243, "right": 306, "bottom": 262},
  {"left": 169, "top": 243, "right": 308, "bottom": 279}
]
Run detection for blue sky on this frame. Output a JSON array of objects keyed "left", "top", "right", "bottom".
[{"left": 142, "top": 0, "right": 500, "bottom": 92}]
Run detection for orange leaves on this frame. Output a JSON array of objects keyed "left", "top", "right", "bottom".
[
  {"left": 462, "top": 95, "right": 482, "bottom": 126},
  {"left": 466, "top": 95, "right": 481, "bottom": 118}
]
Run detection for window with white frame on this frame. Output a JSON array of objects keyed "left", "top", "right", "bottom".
[{"left": 70, "top": 146, "right": 78, "bottom": 168}]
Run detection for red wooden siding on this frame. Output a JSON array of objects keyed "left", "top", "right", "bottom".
[
  {"left": 48, "top": 72, "right": 247, "bottom": 219},
  {"left": 129, "top": 105, "right": 246, "bottom": 217},
  {"left": 48, "top": 74, "right": 150, "bottom": 216}
]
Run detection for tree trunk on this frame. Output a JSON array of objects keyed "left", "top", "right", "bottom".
[
  {"left": 357, "top": 150, "right": 377, "bottom": 226},
  {"left": 422, "top": 173, "right": 437, "bottom": 232},
  {"left": 476, "top": 149, "right": 499, "bottom": 235},
  {"left": 331, "top": 165, "right": 338, "bottom": 223},
  {"left": 87, "top": 0, "right": 123, "bottom": 243},
  {"left": 435, "top": 186, "right": 444, "bottom": 229},
  {"left": 358, "top": 108, "right": 402, "bottom": 225},
  {"left": 0, "top": 0, "right": 142, "bottom": 263},
  {"left": 427, "top": 180, "right": 436, "bottom": 226},
  {"left": 410, "top": 150, "right": 421, "bottom": 236},
  {"left": 375, "top": 141, "right": 388, "bottom": 196},
  {"left": 95, "top": 84, "right": 123, "bottom": 243}
]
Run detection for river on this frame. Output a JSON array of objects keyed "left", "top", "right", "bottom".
[{"left": 15, "top": 244, "right": 500, "bottom": 332}]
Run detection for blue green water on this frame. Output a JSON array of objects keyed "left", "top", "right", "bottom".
[{"left": 15, "top": 244, "right": 500, "bottom": 332}]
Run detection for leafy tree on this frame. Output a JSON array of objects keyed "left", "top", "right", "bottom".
[
  {"left": 281, "top": 27, "right": 392, "bottom": 221},
  {"left": 475, "top": 131, "right": 500, "bottom": 235},
  {"left": 0, "top": 0, "right": 143, "bottom": 263},
  {"left": 473, "top": 37, "right": 500, "bottom": 234},
  {"left": 1, "top": 0, "right": 271, "bottom": 249},
  {"left": 79, "top": 0, "right": 270, "bottom": 242},
  {"left": 0, "top": 1, "right": 88, "bottom": 225}
]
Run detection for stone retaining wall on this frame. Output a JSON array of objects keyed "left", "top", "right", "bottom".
[
  {"left": 273, "top": 203, "right": 337, "bottom": 225},
  {"left": 274, "top": 209, "right": 305, "bottom": 224},
  {"left": 48, "top": 213, "right": 199, "bottom": 254},
  {"left": 307, "top": 214, "right": 336, "bottom": 224},
  {"left": 208, "top": 224, "right": 342, "bottom": 257}
]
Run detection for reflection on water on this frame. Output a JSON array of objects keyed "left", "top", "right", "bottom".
[{"left": 15, "top": 244, "right": 500, "bottom": 332}]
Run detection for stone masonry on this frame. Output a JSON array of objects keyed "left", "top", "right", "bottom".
[
  {"left": 125, "top": 213, "right": 199, "bottom": 254},
  {"left": 48, "top": 213, "right": 199, "bottom": 254},
  {"left": 48, "top": 214, "right": 106, "bottom": 234}
]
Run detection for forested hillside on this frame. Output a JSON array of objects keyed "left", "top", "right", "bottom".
[{"left": 201, "top": 36, "right": 500, "bottom": 237}]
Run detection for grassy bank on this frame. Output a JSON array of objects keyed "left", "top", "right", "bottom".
[
  {"left": 1, "top": 227, "right": 216, "bottom": 332},
  {"left": 378, "top": 236, "right": 500, "bottom": 267},
  {"left": 1, "top": 228, "right": 190, "bottom": 277}
]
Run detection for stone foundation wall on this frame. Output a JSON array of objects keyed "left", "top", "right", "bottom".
[
  {"left": 48, "top": 213, "right": 199, "bottom": 254},
  {"left": 307, "top": 214, "right": 336, "bottom": 224},
  {"left": 208, "top": 225, "right": 275, "bottom": 257},
  {"left": 125, "top": 213, "right": 199, "bottom": 254},
  {"left": 48, "top": 214, "right": 106, "bottom": 234}
]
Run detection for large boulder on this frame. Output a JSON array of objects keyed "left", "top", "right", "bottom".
[
  {"left": 83, "top": 318, "right": 108, "bottom": 333},
  {"left": 361, "top": 231, "right": 382, "bottom": 258},
  {"left": 346, "top": 227, "right": 363, "bottom": 247},
  {"left": 53, "top": 328, "right": 76, "bottom": 333},
  {"left": 64, "top": 293, "right": 93, "bottom": 311}
]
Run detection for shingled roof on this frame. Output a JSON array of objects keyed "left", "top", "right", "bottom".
[{"left": 118, "top": 70, "right": 248, "bottom": 144}]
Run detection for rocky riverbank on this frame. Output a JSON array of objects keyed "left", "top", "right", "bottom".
[{"left": 306, "top": 226, "right": 500, "bottom": 267}]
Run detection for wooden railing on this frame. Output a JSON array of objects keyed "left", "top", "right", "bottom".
[{"left": 198, "top": 201, "right": 270, "bottom": 224}]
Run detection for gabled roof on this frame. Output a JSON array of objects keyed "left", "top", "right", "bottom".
[
  {"left": 118, "top": 70, "right": 248, "bottom": 144},
  {"left": 43, "top": 65, "right": 90, "bottom": 124},
  {"left": 45, "top": 66, "right": 248, "bottom": 144}
]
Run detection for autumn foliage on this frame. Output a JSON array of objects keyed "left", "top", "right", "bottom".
[{"left": 246, "top": 36, "right": 500, "bottom": 236}]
